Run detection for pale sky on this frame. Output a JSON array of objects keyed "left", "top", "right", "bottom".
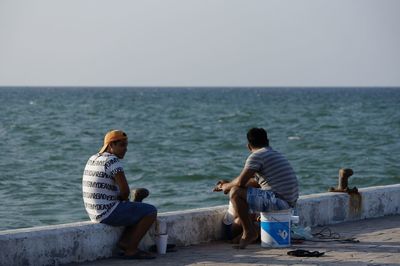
[{"left": 0, "top": 0, "right": 399, "bottom": 87}]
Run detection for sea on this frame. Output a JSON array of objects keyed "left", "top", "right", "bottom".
[{"left": 0, "top": 87, "right": 399, "bottom": 231}]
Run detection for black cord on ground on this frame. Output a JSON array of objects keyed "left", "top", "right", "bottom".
[{"left": 311, "top": 226, "right": 359, "bottom": 243}]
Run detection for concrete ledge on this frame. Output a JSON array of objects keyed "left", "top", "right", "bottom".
[
  {"left": 0, "top": 222, "right": 123, "bottom": 265},
  {"left": 1, "top": 184, "right": 399, "bottom": 265},
  {"left": 157, "top": 205, "right": 227, "bottom": 246},
  {"left": 296, "top": 184, "right": 400, "bottom": 227}
]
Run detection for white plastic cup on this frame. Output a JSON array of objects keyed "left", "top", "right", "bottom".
[
  {"left": 156, "top": 220, "right": 167, "bottom": 235},
  {"left": 156, "top": 234, "right": 168, "bottom": 254},
  {"left": 291, "top": 215, "right": 300, "bottom": 224}
]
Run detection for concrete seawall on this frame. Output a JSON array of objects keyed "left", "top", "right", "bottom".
[{"left": 1, "top": 184, "right": 399, "bottom": 266}]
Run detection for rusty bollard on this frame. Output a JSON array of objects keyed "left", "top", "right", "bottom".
[{"left": 329, "top": 168, "right": 358, "bottom": 193}]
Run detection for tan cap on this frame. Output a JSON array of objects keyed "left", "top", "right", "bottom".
[{"left": 99, "top": 130, "right": 128, "bottom": 153}]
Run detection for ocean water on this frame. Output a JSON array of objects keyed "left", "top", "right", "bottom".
[{"left": 0, "top": 87, "right": 399, "bottom": 230}]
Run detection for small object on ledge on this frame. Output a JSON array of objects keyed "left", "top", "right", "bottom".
[
  {"left": 131, "top": 188, "right": 150, "bottom": 202},
  {"left": 328, "top": 168, "right": 358, "bottom": 193}
]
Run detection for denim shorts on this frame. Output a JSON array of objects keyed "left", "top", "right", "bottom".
[
  {"left": 247, "top": 187, "right": 290, "bottom": 212},
  {"left": 101, "top": 201, "right": 157, "bottom": 226}
]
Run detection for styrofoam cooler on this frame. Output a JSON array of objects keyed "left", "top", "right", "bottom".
[{"left": 260, "top": 209, "right": 296, "bottom": 248}]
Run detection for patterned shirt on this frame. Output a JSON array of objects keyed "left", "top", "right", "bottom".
[
  {"left": 244, "top": 147, "right": 299, "bottom": 205},
  {"left": 82, "top": 152, "right": 123, "bottom": 222}
]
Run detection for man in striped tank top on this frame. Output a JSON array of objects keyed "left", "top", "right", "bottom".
[{"left": 214, "top": 128, "right": 299, "bottom": 249}]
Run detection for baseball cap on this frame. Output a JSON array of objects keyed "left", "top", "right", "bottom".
[{"left": 99, "top": 130, "right": 128, "bottom": 153}]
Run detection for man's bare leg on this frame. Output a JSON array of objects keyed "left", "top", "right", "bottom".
[
  {"left": 118, "top": 213, "right": 157, "bottom": 255},
  {"left": 229, "top": 186, "right": 258, "bottom": 248},
  {"left": 230, "top": 218, "right": 243, "bottom": 244}
]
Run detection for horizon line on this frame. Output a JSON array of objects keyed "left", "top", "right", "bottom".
[{"left": 1, "top": 85, "right": 400, "bottom": 89}]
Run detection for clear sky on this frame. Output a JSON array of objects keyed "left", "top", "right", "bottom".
[{"left": 0, "top": 0, "right": 399, "bottom": 87}]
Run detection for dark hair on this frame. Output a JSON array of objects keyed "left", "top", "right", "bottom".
[{"left": 247, "top": 127, "right": 269, "bottom": 148}]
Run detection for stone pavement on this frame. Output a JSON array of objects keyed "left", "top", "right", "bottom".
[{"left": 73, "top": 215, "right": 400, "bottom": 266}]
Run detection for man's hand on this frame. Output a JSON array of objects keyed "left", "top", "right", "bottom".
[
  {"left": 220, "top": 183, "right": 232, "bottom": 194},
  {"left": 213, "top": 179, "right": 230, "bottom": 192}
]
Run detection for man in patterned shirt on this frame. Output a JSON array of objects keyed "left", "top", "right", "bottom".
[
  {"left": 83, "top": 130, "right": 157, "bottom": 259},
  {"left": 214, "top": 127, "right": 299, "bottom": 249}
]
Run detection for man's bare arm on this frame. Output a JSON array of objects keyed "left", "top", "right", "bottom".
[
  {"left": 114, "top": 171, "right": 130, "bottom": 201},
  {"left": 218, "top": 168, "right": 256, "bottom": 194},
  {"left": 245, "top": 178, "right": 260, "bottom": 188}
]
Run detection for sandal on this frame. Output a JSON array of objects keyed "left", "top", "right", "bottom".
[
  {"left": 287, "top": 249, "right": 325, "bottom": 257},
  {"left": 121, "top": 250, "right": 156, "bottom": 260},
  {"left": 149, "top": 244, "right": 177, "bottom": 253}
]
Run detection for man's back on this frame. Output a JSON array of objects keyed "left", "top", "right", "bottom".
[
  {"left": 82, "top": 152, "right": 122, "bottom": 222},
  {"left": 245, "top": 147, "right": 298, "bottom": 205}
]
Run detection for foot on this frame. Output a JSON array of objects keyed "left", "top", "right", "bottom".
[
  {"left": 122, "top": 249, "right": 156, "bottom": 260},
  {"left": 231, "top": 233, "right": 242, "bottom": 244},
  {"left": 237, "top": 230, "right": 258, "bottom": 249},
  {"left": 117, "top": 241, "right": 128, "bottom": 251},
  {"left": 132, "top": 188, "right": 149, "bottom": 202}
]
